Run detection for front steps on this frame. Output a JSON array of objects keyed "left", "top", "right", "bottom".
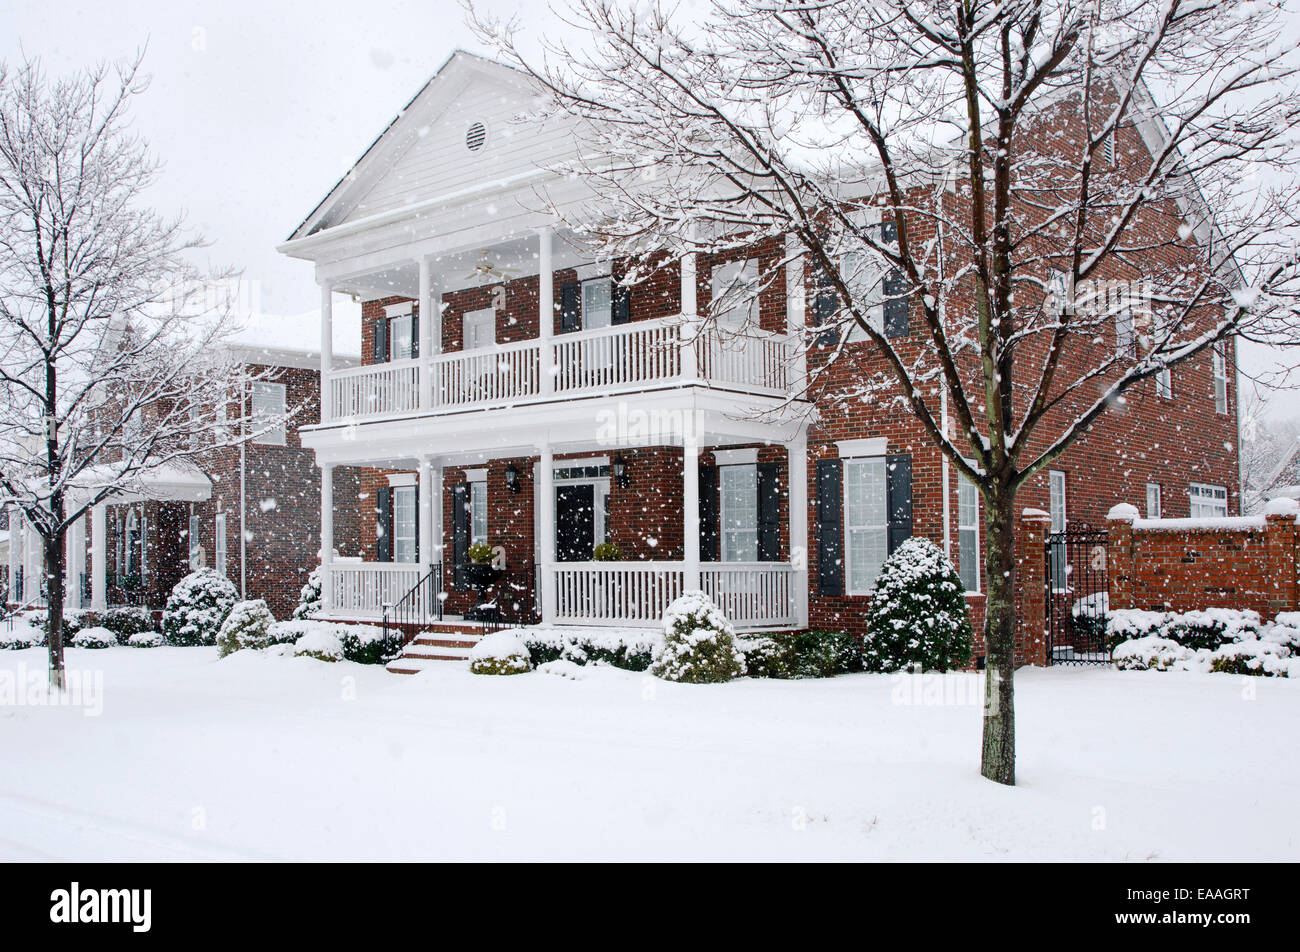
[{"left": 385, "top": 621, "right": 486, "bottom": 674}]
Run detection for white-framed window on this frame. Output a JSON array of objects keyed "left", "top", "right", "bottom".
[
  {"left": 392, "top": 485, "right": 417, "bottom": 563},
  {"left": 1145, "top": 483, "right": 1162, "bottom": 519},
  {"left": 720, "top": 464, "right": 758, "bottom": 562},
  {"left": 1048, "top": 470, "right": 1067, "bottom": 591},
  {"left": 469, "top": 479, "right": 488, "bottom": 545},
  {"left": 463, "top": 308, "right": 495, "bottom": 351},
  {"left": 1212, "top": 343, "right": 1228, "bottom": 414},
  {"left": 188, "top": 514, "right": 201, "bottom": 569},
  {"left": 844, "top": 456, "right": 889, "bottom": 594},
  {"left": 710, "top": 258, "right": 759, "bottom": 328},
  {"left": 958, "top": 474, "right": 980, "bottom": 592},
  {"left": 251, "top": 381, "right": 287, "bottom": 446},
  {"left": 1156, "top": 366, "right": 1172, "bottom": 399},
  {"left": 388, "top": 315, "right": 415, "bottom": 361},
  {"left": 214, "top": 513, "right": 227, "bottom": 576},
  {"left": 1189, "top": 482, "right": 1228, "bottom": 519},
  {"left": 581, "top": 277, "right": 612, "bottom": 330}
]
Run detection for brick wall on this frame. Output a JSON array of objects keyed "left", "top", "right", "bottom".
[{"left": 1108, "top": 508, "right": 1299, "bottom": 619}]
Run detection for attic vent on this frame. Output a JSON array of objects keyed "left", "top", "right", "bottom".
[{"left": 465, "top": 122, "right": 487, "bottom": 152}]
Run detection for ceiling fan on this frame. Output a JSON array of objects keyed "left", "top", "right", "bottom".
[{"left": 464, "top": 250, "right": 520, "bottom": 283}]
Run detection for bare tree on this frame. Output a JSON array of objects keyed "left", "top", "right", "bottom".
[
  {"left": 0, "top": 55, "right": 282, "bottom": 688},
  {"left": 475, "top": 0, "right": 1300, "bottom": 783}
]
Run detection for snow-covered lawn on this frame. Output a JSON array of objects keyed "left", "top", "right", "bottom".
[{"left": 1, "top": 643, "right": 1297, "bottom": 861}]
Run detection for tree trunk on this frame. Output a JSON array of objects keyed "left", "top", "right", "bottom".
[
  {"left": 44, "top": 530, "right": 67, "bottom": 692},
  {"left": 980, "top": 489, "right": 1017, "bottom": 785}
]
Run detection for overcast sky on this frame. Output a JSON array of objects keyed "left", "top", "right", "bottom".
[{"left": 1, "top": 0, "right": 1294, "bottom": 417}]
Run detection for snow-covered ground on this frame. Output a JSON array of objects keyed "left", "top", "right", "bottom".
[{"left": 1, "top": 640, "right": 1296, "bottom": 861}]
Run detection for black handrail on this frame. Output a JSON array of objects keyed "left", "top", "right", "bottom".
[{"left": 382, "top": 562, "right": 444, "bottom": 647}]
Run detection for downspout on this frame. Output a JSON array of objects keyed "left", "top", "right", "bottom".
[
  {"left": 239, "top": 366, "right": 247, "bottom": 598},
  {"left": 937, "top": 214, "right": 951, "bottom": 557}
]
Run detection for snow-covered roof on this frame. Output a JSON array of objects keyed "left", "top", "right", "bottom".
[
  {"left": 69, "top": 461, "right": 213, "bottom": 504},
  {"left": 224, "top": 302, "right": 362, "bottom": 369}
]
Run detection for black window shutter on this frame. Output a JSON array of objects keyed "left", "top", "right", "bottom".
[
  {"left": 880, "top": 218, "right": 898, "bottom": 244},
  {"left": 816, "top": 459, "right": 843, "bottom": 596},
  {"left": 452, "top": 483, "right": 470, "bottom": 590},
  {"left": 811, "top": 263, "right": 839, "bottom": 347},
  {"left": 757, "top": 461, "right": 780, "bottom": 562},
  {"left": 612, "top": 282, "right": 631, "bottom": 325},
  {"left": 886, "top": 454, "right": 913, "bottom": 555},
  {"left": 410, "top": 312, "right": 419, "bottom": 359},
  {"left": 376, "top": 487, "right": 392, "bottom": 563},
  {"left": 883, "top": 269, "right": 909, "bottom": 338},
  {"left": 698, "top": 463, "right": 719, "bottom": 563},
  {"left": 372, "top": 318, "right": 388, "bottom": 364},
  {"left": 560, "top": 281, "right": 582, "bottom": 334}
]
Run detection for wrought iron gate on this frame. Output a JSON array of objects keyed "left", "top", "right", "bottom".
[{"left": 1044, "top": 526, "right": 1110, "bottom": 665}]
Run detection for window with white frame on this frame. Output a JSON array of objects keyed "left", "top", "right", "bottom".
[
  {"left": 392, "top": 485, "right": 417, "bottom": 563},
  {"left": 1114, "top": 296, "right": 1136, "bottom": 356},
  {"left": 214, "top": 513, "right": 227, "bottom": 576},
  {"left": 469, "top": 479, "right": 488, "bottom": 545},
  {"left": 958, "top": 474, "right": 980, "bottom": 592},
  {"left": 844, "top": 457, "right": 889, "bottom": 594},
  {"left": 388, "top": 315, "right": 415, "bottom": 361},
  {"left": 463, "top": 308, "right": 495, "bottom": 351},
  {"left": 710, "top": 259, "right": 759, "bottom": 328},
  {"left": 581, "top": 278, "right": 612, "bottom": 330},
  {"left": 1048, "top": 470, "right": 1067, "bottom": 591},
  {"left": 720, "top": 464, "right": 758, "bottom": 562},
  {"left": 1156, "top": 366, "right": 1172, "bottom": 399},
  {"left": 251, "top": 381, "right": 287, "bottom": 446},
  {"left": 1212, "top": 343, "right": 1228, "bottom": 414},
  {"left": 1145, "top": 483, "right": 1162, "bottom": 519},
  {"left": 188, "top": 514, "right": 201, "bottom": 569},
  {"left": 1189, "top": 483, "right": 1228, "bottom": 519}
]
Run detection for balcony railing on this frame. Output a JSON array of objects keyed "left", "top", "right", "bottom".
[{"left": 324, "top": 317, "right": 797, "bottom": 422}]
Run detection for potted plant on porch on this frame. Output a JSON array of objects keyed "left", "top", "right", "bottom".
[{"left": 464, "top": 542, "right": 502, "bottom": 622}]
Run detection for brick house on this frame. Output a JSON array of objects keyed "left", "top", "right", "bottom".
[
  {"left": 4, "top": 309, "right": 362, "bottom": 621},
  {"left": 278, "top": 51, "right": 1240, "bottom": 665}
]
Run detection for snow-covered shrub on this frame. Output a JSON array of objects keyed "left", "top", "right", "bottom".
[
  {"left": 216, "top": 599, "right": 277, "bottom": 658},
  {"left": 1106, "top": 610, "right": 1172, "bottom": 650},
  {"left": 861, "top": 537, "right": 973, "bottom": 672},
  {"left": 737, "top": 635, "right": 793, "bottom": 679},
  {"left": 1112, "top": 636, "right": 1190, "bottom": 671},
  {"left": 71, "top": 626, "right": 118, "bottom": 649},
  {"left": 337, "top": 625, "right": 403, "bottom": 665},
  {"left": 1070, "top": 592, "right": 1109, "bottom": 647},
  {"left": 1210, "top": 640, "right": 1291, "bottom": 677},
  {"left": 651, "top": 591, "right": 745, "bottom": 683},
  {"left": 162, "top": 569, "right": 239, "bottom": 646},
  {"left": 293, "top": 628, "right": 344, "bottom": 662},
  {"left": 1168, "top": 609, "right": 1260, "bottom": 651},
  {"left": 293, "top": 567, "right": 322, "bottom": 620},
  {"left": 1, "top": 621, "right": 45, "bottom": 649},
  {"left": 126, "top": 631, "right": 166, "bottom": 648},
  {"left": 469, "top": 631, "right": 532, "bottom": 675},
  {"left": 788, "top": 630, "right": 862, "bottom": 678},
  {"left": 101, "top": 607, "right": 154, "bottom": 639},
  {"left": 1263, "top": 617, "right": 1300, "bottom": 654},
  {"left": 521, "top": 628, "right": 659, "bottom": 671},
  {"left": 266, "top": 619, "right": 324, "bottom": 646}
]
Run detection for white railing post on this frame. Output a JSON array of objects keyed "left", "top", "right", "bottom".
[
  {"left": 683, "top": 439, "right": 701, "bottom": 591},
  {"left": 788, "top": 432, "right": 809, "bottom": 629},
  {"left": 680, "top": 241, "right": 701, "bottom": 384},
  {"left": 538, "top": 227, "right": 554, "bottom": 397},
  {"left": 418, "top": 455, "right": 435, "bottom": 573},
  {"left": 320, "top": 283, "right": 334, "bottom": 422},
  {"left": 539, "top": 442, "right": 555, "bottom": 623},
  {"left": 418, "top": 257, "right": 433, "bottom": 411},
  {"left": 320, "top": 464, "right": 334, "bottom": 614},
  {"left": 785, "top": 234, "right": 807, "bottom": 395},
  {"left": 90, "top": 503, "right": 106, "bottom": 611}
]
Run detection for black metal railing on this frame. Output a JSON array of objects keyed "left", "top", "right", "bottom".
[
  {"left": 381, "top": 562, "right": 445, "bottom": 647},
  {"left": 1045, "top": 525, "right": 1111, "bottom": 665},
  {"left": 471, "top": 564, "right": 540, "bottom": 634}
]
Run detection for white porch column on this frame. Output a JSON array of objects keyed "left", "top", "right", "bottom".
[
  {"left": 5, "top": 505, "right": 18, "bottom": 605},
  {"left": 682, "top": 440, "right": 701, "bottom": 591},
  {"left": 788, "top": 431, "right": 810, "bottom": 629},
  {"left": 785, "top": 234, "right": 808, "bottom": 394},
  {"left": 680, "top": 239, "right": 701, "bottom": 384},
  {"left": 538, "top": 227, "right": 554, "bottom": 397},
  {"left": 320, "top": 283, "right": 334, "bottom": 423},
  {"left": 65, "top": 515, "right": 85, "bottom": 612},
  {"left": 538, "top": 443, "right": 555, "bottom": 623},
  {"left": 320, "top": 465, "right": 334, "bottom": 614},
  {"left": 24, "top": 519, "right": 41, "bottom": 605},
  {"left": 417, "top": 257, "right": 433, "bottom": 408},
  {"left": 417, "top": 455, "right": 435, "bottom": 567},
  {"left": 90, "top": 503, "right": 107, "bottom": 611}
]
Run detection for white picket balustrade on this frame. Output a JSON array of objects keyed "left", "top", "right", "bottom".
[
  {"left": 700, "top": 563, "right": 796, "bottom": 627},
  {"left": 328, "top": 563, "right": 425, "bottom": 618}
]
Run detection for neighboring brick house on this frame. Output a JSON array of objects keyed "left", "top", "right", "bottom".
[
  {"left": 6, "top": 310, "right": 364, "bottom": 621},
  {"left": 278, "top": 51, "right": 1240, "bottom": 666}
]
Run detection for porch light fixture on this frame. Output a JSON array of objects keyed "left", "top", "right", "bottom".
[
  {"left": 612, "top": 457, "right": 629, "bottom": 488},
  {"left": 504, "top": 463, "right": 520, "bottom": 494}
]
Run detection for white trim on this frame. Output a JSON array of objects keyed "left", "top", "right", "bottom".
[
  {"left": 383, "top": 301, "right": 414, "bottom": 317},
  {"left": 555, "top": 455, "right": 609, "bottom": 471},
  {"left": 836, "top": 437, "right": 889, "bottom": 458},
  {"left": 573, "top": 262, "right": 610, "bottom": 281},
  {"left": 463, "top": 468, "right": 488, "bottom": 483},
  {"left": 712, "top": 448, "right": 758, "bottom": 466},
  {"left": 386, "top": 472, "right": 417, "bottom": 488}
]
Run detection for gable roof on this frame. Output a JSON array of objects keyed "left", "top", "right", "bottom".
[{"left": 286, "top": 50, "right": 532, "bottom": 243}]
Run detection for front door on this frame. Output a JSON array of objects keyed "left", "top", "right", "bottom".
[{"left": 556, "top": 484, "right": 595, "bottom": 562}]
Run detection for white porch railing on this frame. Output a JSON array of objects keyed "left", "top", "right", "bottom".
[
  {"left": 328, "top": 562, "right": 424, "bottom": 618},
  {"left": 323, "top": 317, "right": 795, "bottom": 421},
  {"left": 700, "top": 563, "right": 797, "bottom": 628},
  {"left": 551, "top": 562, "right": 686, "bottom": 626}
]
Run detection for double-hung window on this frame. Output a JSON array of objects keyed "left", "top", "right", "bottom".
[
  {"left": 214, "top": 513, "right": 227, "bottom": 576},
  {"left": 1048, "top": 470, "right": 1067, "bottom": 591},
  {"left": 463, "top": 308, "right": 495, "bottom": 351},
  {"left": 388, "top": 315, "right": 415, "bottom": 361},
  {"left": 469, "top": 479, "right": 488, "bottom": 545},
  {"left": 391, "top": 486, "right": 417, "bottom": 563},
  {"left": 1145, "top": 483, "right": 1162, "bottom": 519},
  {"left": 720, "top": 464, "right": 758, "bottom": 562},
  {"left": 958, "top": 474, "right": 980, "bottom": 592},
  {"left": 251, "top": 381, "right": 287, "bottom": 446},
  {"left": 1212, "top": 344, "right": 1228, "bottom": 414},
  {"left": 188, "top": 514, "right": 202, "bottom": 570},
  {"left": 1189, "top": 483, "right": 1228, "bottom": 519},
  {"left": 844, "top": 457, "right": 889, "bottom": 594},
  {"left": 1156, "top": 367, "right": 1172, "bottom": 399},
  {"left": 710, "top": 259, "right": 759, "bottom": 328}
]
